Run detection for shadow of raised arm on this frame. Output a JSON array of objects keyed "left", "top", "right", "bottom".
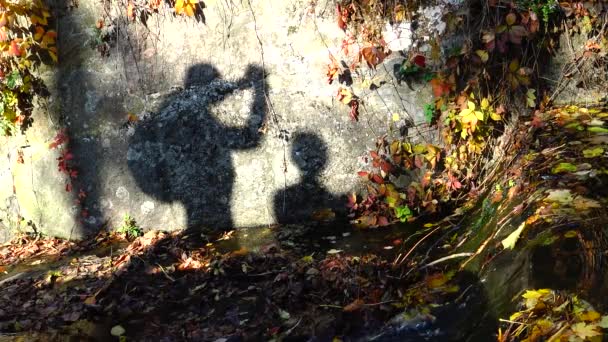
[{"left": 225, "top": 64, "right": 268, "bottom": 150}]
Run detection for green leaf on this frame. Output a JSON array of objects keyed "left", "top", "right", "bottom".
[
  {"left": 526, "top": 89, "right": 536, "bottom": 108},
  {"left": 395, "top": 205, "right": 412, "bottom": 222},
  {"left": 551, "top": 162, "right": 577, "bottom": 174},
  {"left": 588, "top": 126, "right": 608, "bottom": 133},
  {"left": 6, "top": 71, "right": 22, "bottom": 90},
  {"left": 423, "top": 104, "right": 434, "bottom": 123},
  {"left": 583, "top": 147, "right": 604, "bottom": 158},
  {"left": 501, "top": 222, "right": 526, "bottom": 250}
]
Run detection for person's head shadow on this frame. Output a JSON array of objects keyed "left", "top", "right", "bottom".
[
  {"left": 127, "top": 63, "right": 268, "bottom": 233},
  {"left": 274, "top": 132, "right": 344, "bottom": 224}
]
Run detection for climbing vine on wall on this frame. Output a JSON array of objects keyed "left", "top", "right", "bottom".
[
  {"left": 0, "top": 0, "right": 56, "bottom": 135},
  {"left": 328, "top": 1, "right": 607, "bottom": 227}
]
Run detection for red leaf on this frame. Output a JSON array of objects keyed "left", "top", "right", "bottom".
[
  {"left": 412, "top": 54, "right": 426, "bottom": 68},
  {"left": 349, "top": 100, "right": 359, "bottom": 121},
  {"left": 336, "top": 4, "right": 346, "bottom": 30},
  {"left": 380, "top": 161, "right": 392, "bottom": 173},
  {"left": 357, "top": 171, "right": 369, "bottom": 177},
  {"left": 65, "top": 183, "right": 72, "bottom": 192},
  {"left": 369, "top": 151, "right": 379, "bottom": 159},
  {"left": 377, "top": 216, "right": 389, "bottom": 226},
  {"left": 371, "top": 174, "right": 384, "bottom": 184}
]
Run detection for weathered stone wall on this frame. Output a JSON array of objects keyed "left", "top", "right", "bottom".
[{"left": 0, "top": 0, "right": 447, "bottom": 240}]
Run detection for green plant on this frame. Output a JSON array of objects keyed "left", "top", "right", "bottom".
[
  {"left": 395, "top": 205, "right": 412, "bottom": 222},
  {"left": 423, "top": 103, "right": 435, "bottom": 124},
  {"left": 517, "top": 0, "right": 558, "bottom": 24},
  {"left": 118, "top": 214, "right": 142, "bottom": 238}
]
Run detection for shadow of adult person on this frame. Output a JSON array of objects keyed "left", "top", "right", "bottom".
[
  {"left": 273, "top": 132, "right": 344, "bottom": 224},
  {"left": 127, "top": 63, "right": 267, "bottom": 233}
]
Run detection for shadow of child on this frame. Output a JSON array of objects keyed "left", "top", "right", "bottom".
[{"left": 274, "top": 132, "right": 344, "bottom": 224}]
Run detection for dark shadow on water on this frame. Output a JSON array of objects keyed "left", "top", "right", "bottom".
[{"left": 127, "top": 63, "right": 268, "bottom": 232}]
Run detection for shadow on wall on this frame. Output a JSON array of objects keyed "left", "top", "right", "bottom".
[
  {"left": 127, "top": 63, "right": 268, "bottom": 232},
  {"left": 273, "top": 132, "right": 345, "bottom": 224}
]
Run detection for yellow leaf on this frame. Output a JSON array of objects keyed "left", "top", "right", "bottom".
[
  {"left": 578, "top": 311, "right": 601, "bottom": 322},
  {"left": 475, "top": 50, "right": 489, "bottom": 63},
  {"left": 509, "top": 59, "right": 520, "bottom": 72},
  {"left": 467, "top": 101, "right": 476, "bottom": 111},
  {"left": 338, "top": 88, "right": 353, "bottom": 104},
  {"left": 175, "top": 0, "right": 198, "bottom": 17},
  {"left": 490, "top": 110, "right": 502, "bottom": 121},
  {"left": 509, "top": 311, "right": 523, "bottom": 321},
  {"left": 571, "top": 322, "right": 601, "bottom": 340},
  {"left": 392, "top": 113, "right": 400, "bottom": 122},
  {"left": 394, "top": 4, "right": 406, "bottom": 22},
  {"left": 48, "top": 47, "right": 57, "bottom": 63},
  {"left": 480, "top": 98, "right": 489, "bottom": 110},
  {"left": 31, "top": 10, "right": 50, "bottom": 26},
  {"left": 501, "top": 222, "right": 526, "bottom": 250}
]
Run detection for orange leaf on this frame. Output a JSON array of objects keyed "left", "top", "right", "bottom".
[
  {"left": 359, "top": 46, "right": 390, "bottom": 69},
  {"left": 149, "top": 0, "right": 162, "bottom": 10},
  {"left": 343, "top": 299, "right": 365, "bottom": 312},
  {"left": 127, "top": 1, "right": 135, "bottom": 20},
  {"left": 31, "top": 10, "right": 50, "bottom": 26},
  {"left": 34, "top": 26, "right": 45, "bottom": 41},
  {"left": 8, "top": 39, "right": 22, "bottom": 56},
  {"left": 41, "top": 31, "right": 57, "bottom": 48},
  {"left": 430, "top": 78, "right": 452, "bottom": 97}
]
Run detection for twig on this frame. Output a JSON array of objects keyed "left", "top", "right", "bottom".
[
  {"left": 155, "top": 263, "right": 176, "bottom": 282},
  {"left": 318, "top": 304, "right": 343, "bottom": 309},
  {"left": 282, "top": 317, "right": 302, "bottom": 337},
  {"left": 393, "top": 225, "right": 441, "bottom": 266},
  {"left": 363, "top": 300, "right": 398, "bottom": 307},
  {"left": 420, "top": 252, "right": 474, "bottom": 269}
]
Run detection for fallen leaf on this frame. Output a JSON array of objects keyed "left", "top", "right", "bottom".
[
  {"left": 571, "top": 322, "right": 601, "bottom": 340},
  {"left": 582, "top": 147, "right": 604, "bottom": 158},
  {"left": 343, "top": 299, "right": 365, "bottom": 312},
  {"left": 111, "top": 325, "right": 126, "bottom": 337},
  {"left": 501, "top": 222, "right": 526, "bottom": 250},
  {"left": 572, "top": 197, "right": 601, "bottom": 211},
  {"left": 551, "top": 162, "right": 577, "bottom": 174},
  {"left": 545, "top": 189, "right": 574, "bottom": 205},
  {"left": 588, "top": 126, "right": 608, "bottom": 133}
]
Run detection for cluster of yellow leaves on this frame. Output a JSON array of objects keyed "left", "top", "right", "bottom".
[
  {"left": 175, "top": 0, "right": 199, "bottom": 17},
  {"left": 458, "top": 96, "right": 502, "bottom": 139},
  {"left": 500, "top": 289, "right": 608, "bottom": 342}
]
